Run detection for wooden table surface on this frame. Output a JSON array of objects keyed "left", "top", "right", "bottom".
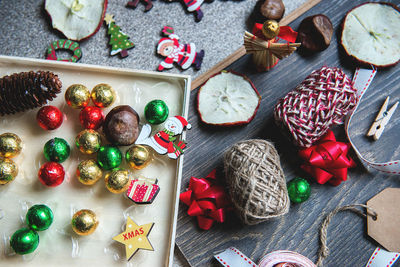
[{"left": 176, "top": 0, "right": 400, "bottom": 266}]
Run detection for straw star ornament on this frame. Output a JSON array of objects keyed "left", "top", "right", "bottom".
[{"left": 104, "top": 13, "right": 115, "bottom": 25}]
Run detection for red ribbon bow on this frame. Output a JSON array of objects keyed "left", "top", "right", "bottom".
[
  {"left": 180, "top": 170, "right": 231, "bottom": 230},
  {"left": 298, "top": 130, "right": 356, "bottom": 186}
]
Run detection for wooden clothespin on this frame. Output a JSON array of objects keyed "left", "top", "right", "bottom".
[{"left": 367, "top": 96, "right": 398, "bottom": 140}]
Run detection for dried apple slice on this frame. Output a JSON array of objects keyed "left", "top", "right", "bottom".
[
  {"left": 197, "top": 71, "right": 261, "bottom": 126},
  {"left": 45, "top": 0, "right": 108, "bottom": 41},
  {"left": 341, "top": 2, "right": 400, "bottom": 67}
]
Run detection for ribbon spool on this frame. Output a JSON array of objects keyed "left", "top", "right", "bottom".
[
  {"left": 214, "top": 247, "right": 315, "bottom": 267},
  {"left": 259, "top": 250, "right": 316, "bottom": 267}
]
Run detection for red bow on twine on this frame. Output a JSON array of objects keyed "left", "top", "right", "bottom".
[
  {"left": 180, "top": 170, "right": 231, "bottom": 230},
  {"left": 298, "top": 130, "right": 356, "bottom": 186}
]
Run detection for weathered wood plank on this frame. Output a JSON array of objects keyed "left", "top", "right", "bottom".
[{"left": 176, "top": 0, "right": 400, "bottom": 266}]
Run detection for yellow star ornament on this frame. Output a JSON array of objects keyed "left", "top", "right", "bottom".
[
  {"left": 104, "top": 13, "right": 115, "bottom": 25},
  {"left": 113, "top": 217, "right": 154, "bottom": 260}
]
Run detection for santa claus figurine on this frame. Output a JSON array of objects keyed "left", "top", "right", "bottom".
[
  {"left": 157, "top": 26, "right": 204, "bottom": 71},
  {"left": 135, "top": 115, "right": 191, "bottom": 159}
]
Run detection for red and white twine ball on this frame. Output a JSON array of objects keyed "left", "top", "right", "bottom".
[{"left": 274, "top": 67, "right": 358, "bottom": 148}]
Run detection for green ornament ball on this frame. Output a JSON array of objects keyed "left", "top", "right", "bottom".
[
  {"left": 44, "top": 138, "right": 70, "bottom": 163},
  {"left": 10, "top": 228, "right": 39, "bottom": 255},
  {"left": 287, "top": 177, "right": 311, "bottom": 203},
  {"left": 144, "top": 100, "right": 169, "bottom": 124},
  {"left": 26, "top": 204, "right": 54, "bottom": 231},
  {"left": 97, "top": 145, "right": 122, "bottom": 170}
]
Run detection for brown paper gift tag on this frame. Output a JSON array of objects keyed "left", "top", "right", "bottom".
[{"left": 367, "top": 188, "right": 400, "bottom": 252}]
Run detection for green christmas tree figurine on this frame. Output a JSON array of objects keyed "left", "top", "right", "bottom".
[{"left": 104, "top": 14, "right": 135, "bottom": 58}]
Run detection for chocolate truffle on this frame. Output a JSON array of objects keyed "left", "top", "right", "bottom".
[{"left": 103, "top": 105, "right": 140, "bottom": 146}]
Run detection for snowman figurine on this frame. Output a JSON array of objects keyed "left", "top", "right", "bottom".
[{"left": 135, "top": 116, "right": 191, "bottom": 159}]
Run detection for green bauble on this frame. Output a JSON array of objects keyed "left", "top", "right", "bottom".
[
  {"left": 97, "top": 145, "right": 122, "bottom": 170},
  {"left": 144, "top": 100, "right": 169, "bottom": 124},
  {"left": 10, "top": 228, "right": 39, "bottom": 255},
  {"left": 287, "top": 177, "right": 311, "bottom": 203},
  {"left": 44, "top": 138, "right": 70, "bottom": 163},
  {"left": 26, "top": 204, "right": 54, "bottom": 231}
]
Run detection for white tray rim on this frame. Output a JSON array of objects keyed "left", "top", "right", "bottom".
[{"left": 0, "top": 55, "right": 192, "bottom": 267}]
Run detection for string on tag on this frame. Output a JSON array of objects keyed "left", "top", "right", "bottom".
[{"left": 316, "top": 204, "right": 378, "bottom": 266}]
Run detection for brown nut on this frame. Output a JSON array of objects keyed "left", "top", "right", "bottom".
[
  {"left": 297, "top": 14, "right": 333, "bottom": 52},
  {"left": 103, "top": 105, "right": 140, "bottom": 146},
  {"left": 254, "top": 0, "right": 285, "bottom": 22}
]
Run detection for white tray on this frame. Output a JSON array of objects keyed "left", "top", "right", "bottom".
[{"left": 0, "top": 56, "right": 191, "bottom": 267}]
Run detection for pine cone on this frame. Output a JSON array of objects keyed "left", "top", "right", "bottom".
[{"left": 0, "top": 71, "right": 62, "bottom": 116}]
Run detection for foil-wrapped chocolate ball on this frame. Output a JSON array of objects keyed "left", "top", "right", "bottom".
[
  {"left": 104, "top": 169, "right": 130, "bottom": 194},
  {"left": 75, "top": 129, "right": 102, "bottom": 154},
  {"left": 0, "top": 157, "right": 18, "bottom": 185},
  {"left": 38, "top": 162, "right": 65, "bottom": 187},
  {"left": 144, "top": 100, "right": 169, "bottom": 124},
  {"left": 0, "top": 133, "right": 22, "bottom": 158},
  {"left": 79, "top": 106, "right": 105, "bottom": 130},
  {"left": 44, "top": 137, "right": 70, "bottom": 163},
  {"left": 97, "top": 145, "right": 123, "bottom": 170},
  {"left": 262, "top": 20, "right": 280, "bottom": 40},
  {"left": 126, "top": 145, "right": 152, "bottom": 170},
  {"left": 10, "top": 228, "right": 39, "bottom": 255},
  {"left": 36, "top": 106, "right": 64, "bottom": 130},
  {"left": 76, "top": 159, "right": 103, "bottom": 185},
  {"left": 91, "top": 83, "right": 116, "bottom": 108},
  {"left": 65, "top": 84, "right": 90, "bottom": 109},
  {"left": 71, "top": 209, "right": 99, "bottom": 236},
  {"left": 26, "top": 204, "right": 54, "bottom": 231},
  {"left": 287, "top": 177, "right": 311, "bottom": 203}
]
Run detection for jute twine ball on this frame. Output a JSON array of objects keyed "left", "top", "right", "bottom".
[
  {"left": 224, "top": 139, "right": 289, "bottom": 225},
  {"left": 274, "top": 66, "right": 358, "bottom": 148}
]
